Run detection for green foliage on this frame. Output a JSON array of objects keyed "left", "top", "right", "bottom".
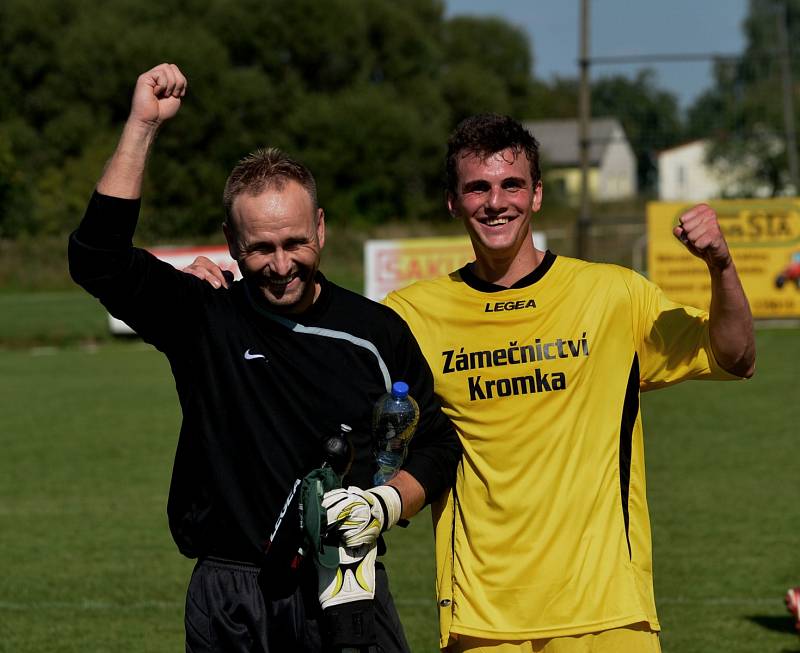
[
  {"left": 2, "top": 0, "right": 694, "bottom": 239},
  {"left": 592, "top": 70, "right": 684, "bottom": 191},
  {"left": 0, "top": 0, "right": 541, "bottom": 238},
  {"left": 524, "top": 71, "right": 685, "bottom": 194},
  {"left": 442, "top": 15, "right": 535, "bottom": 120},
  {"left": 286, "top": 85, "right": 447, "bottom": 224},
  {"left": 527, "top": 77, "right": 578, "bottom": 119},
  {"left": 687, "top": 0, "right": 800, "bottom": 196}
]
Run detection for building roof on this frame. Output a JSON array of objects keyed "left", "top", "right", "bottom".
[
  {"left": 523, "top": 117, "right": 628, "bottom": 167},
  {"left": 656, "top": 138, "right": 708, "bottom": 157}
]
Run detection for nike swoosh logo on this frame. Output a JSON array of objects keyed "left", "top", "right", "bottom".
[{"left": 244, "top": 349, "right": 267, "bottom": 361}]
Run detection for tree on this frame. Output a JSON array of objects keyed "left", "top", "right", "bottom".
[
  {"left": 591, "top": 70, "right": 683, "bottom": 192},
  {"left": 1, "top": 0, "right": 540, "bottom": 236},
  {"left": 441, "top": 15, "right": 535, "bottom": 122},
  {"left": 686, "top": 0, "right": 800, "bottom": 196},
  {"left": 521, "top": 71, "right": 683, "bottom": 194}
]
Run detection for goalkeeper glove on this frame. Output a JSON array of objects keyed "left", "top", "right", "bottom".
[
  {"left": 322, "top": 485, "right": 402, "bottom": 547},
  {"left": 318, "top": 541, "right": 378, "bottom": 608},
  {"left": 317, "top": 541, "right": 378, "bottom": 648}
]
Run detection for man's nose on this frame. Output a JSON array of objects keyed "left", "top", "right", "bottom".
[
  {"left": 270, "top": 249, "right": 291, "bottom": 276},
  {"left": 486, "top": 186, "right": 507, "bottom": 213}
]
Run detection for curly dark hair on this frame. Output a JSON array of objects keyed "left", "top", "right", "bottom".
[
  {"left": 445, "top": 114, "right": 540, "bottom": 195},
  {"left": 223, "top": 147, "right": 318, "bottom": 223}
]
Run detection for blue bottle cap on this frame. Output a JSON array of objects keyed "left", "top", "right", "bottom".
[{"left": 391, "top": 381, "right": 409, "bottom": 399}]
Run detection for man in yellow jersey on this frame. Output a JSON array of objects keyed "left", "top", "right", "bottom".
[
  {"left": 187, "top": 114, "right": 756, "bottom": 652},
  {"left": 378, "top": 114, "right": 755, "bottom": 653}
]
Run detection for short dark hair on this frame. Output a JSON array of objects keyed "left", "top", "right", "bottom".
[
  {"left": 223, "top": 147, "right": 318, "bottom": 223},
  {"left": 445, "top": 114, "right": 540, "bottom": 195}
]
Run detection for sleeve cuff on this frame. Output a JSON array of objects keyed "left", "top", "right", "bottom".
[{"left": 74, "top": 191, "right": 142, "bottom": 249}]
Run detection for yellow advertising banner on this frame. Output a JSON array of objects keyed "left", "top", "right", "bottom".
[{"left": 647, "top": 200, "right": 800, "bottom": 319}]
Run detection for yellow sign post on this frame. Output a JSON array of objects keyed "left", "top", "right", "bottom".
[{"left": 647, "top": 200, "right": 800, "bottom": 319}]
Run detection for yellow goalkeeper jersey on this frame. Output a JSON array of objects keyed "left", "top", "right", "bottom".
[{"left": 383, "top": 252, "right": 739, "bottom": 647}]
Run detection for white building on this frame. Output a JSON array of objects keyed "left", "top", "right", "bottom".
[
  {"left": 657, "top": 138, "right": 780, "bottom": 200},
  {"left": 658, "top": 140, "right": 719, "bottom": 201},
  {"left": 525, "top": 118, "right": 637, "bottom": 202}
]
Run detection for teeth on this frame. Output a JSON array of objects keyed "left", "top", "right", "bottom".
[{"left": 485, "top": 217, "right": 509, "bottom": 226}]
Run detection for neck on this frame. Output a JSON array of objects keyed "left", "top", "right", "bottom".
[{"left": 472, "top": 244, "right": 545, "bottom": 288}]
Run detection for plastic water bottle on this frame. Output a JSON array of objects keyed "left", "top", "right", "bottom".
[{"left": 373, "top": 381, "right": 419, "bottom": 485}]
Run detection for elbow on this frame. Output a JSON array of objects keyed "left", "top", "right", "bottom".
[
  {"left": 723, "top": 350, "right": 756, "bottom": 379},
  {"left": 740, "top": 357, "right": 756, "bottom": 379}
]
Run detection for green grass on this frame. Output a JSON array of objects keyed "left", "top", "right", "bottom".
[
  {"left": 0, "top": 291, "right": 112, "bottom": 347},
  {"left": 0, "top": 343, "right": 193, "bottom": 652},
  {"left": 0, "top": 292, "right": 797, "bottom": 651},
  {"left": 645, "top": 327, "right": 800, "bottom": 653}
]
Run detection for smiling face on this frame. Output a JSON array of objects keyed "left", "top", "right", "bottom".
[
  {"left": 448, "top": 147, "right": 543, "bottom": 279},
  {"left": 224, "top": 180, "right": 325, "bottom": 314}
]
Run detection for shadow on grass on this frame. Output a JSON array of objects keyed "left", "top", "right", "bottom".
[
  {"left": 746, "top": 614, "right": 800, "bottom": 651},
  {"left": 746, "top": 614, "right": 796, "bottom": 634}
]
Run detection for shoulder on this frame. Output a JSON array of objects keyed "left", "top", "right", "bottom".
[
  {"left": 330, "top": 282, "right": 401, "bottom": 318},
  {"left": 325, "top": 281, "right": 411, "bottom": 334},
  {"left": 384, "top": 273, "right": 461, "bottom": 313},
  {"left": 553, "top": 255, "right": 644, "bottom": 292},
  {"left": 554, "top": 254, "right": 629, "bottom": 278}
]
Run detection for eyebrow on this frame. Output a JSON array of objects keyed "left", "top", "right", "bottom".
[{"left": 462, "top": 176, "right": 528, "bottom": 191}]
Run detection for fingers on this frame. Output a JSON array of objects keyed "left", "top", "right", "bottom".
[
  {"left": 147, "top": 63, "right": 188, "bottom": 100},
  {"left": 322, "top": 487, "right": 381, "bottom": 547},
  {"left": 182, "top": 256, "right": 229, "bottom": 288},
  {"left": 131, "top": 63, "right": 187, "bottom": 125},
  {"left": 674, "top": 203, "right": 731, "bottom": 269}
]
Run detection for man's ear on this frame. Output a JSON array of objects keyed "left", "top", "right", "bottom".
[
  {"left": 532, "top": 181, "right": 543, "bottom": 212},
  {"left": 316, "top": 208, "right": 326, "bottom": 249},
  {"left": 446, "top": 192, "right": 457, "bottom": 218}
]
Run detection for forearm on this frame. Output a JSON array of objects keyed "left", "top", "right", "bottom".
[
  {"left": 96, "top": 63, "right": 185, "bottom": 198},
  {"left": 386, "top": 470, "right": 426, "bottom": 520},
  {"left": 96, "top": 120, "right": 160, "bottom": 199},
  {"left": 708, "top": 260, "right": 756, "bottom": 378}
]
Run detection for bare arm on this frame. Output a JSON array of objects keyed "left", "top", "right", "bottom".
[
  {"left": 674, "top": 204, "right": 756, "bottom": 377},
  {"left": 386, "top": 470, "right": 426, "bottom": 519},
  {"left": 321, "top": 470, "right": 428, "bottom": 549},
  {"left": 97, "top": 63, "right": 187, "bottom": 199}
]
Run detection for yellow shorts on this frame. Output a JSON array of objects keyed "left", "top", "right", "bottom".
[{"left": 448, "top": 622, "right": 661, "bottom": 653}]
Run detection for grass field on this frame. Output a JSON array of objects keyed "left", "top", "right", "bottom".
[{"left": 1, "top": 293, "right": 798, "bottom": 652}]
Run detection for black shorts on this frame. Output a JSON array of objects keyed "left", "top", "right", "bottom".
[{"left": 184, "top": 557, "right": 411, "bottom": 653}]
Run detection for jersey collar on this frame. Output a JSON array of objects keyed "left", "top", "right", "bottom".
[{"left": 458, "top": 250, "right": 557, "bottom": 293}]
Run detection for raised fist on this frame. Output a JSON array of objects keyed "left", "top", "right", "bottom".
[
  {"left": 673, "top": 203, "right": 732, "bottom": 271},
  {"left": 129, "top": 63, "right": 187, "bottom": 126}
]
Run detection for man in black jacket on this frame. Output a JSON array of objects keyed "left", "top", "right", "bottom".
[{"left": 69, "top": 63, "right": 460, "bottom": 653}]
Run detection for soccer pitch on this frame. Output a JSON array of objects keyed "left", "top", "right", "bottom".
[{"left": 0, "top": 327, "right": 797, "bottom": 652}]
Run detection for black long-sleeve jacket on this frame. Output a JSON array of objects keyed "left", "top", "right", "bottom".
[{"left": 69, "top": 192, "right": 461, "bottom": 565}]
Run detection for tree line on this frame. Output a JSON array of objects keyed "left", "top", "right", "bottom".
[{"left": 0, "top": 0, "right": 794, "bottom": 240}]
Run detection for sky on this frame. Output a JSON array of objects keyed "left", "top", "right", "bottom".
[{"left": 445, "top": 0, "right": 749, "bottom": 110}]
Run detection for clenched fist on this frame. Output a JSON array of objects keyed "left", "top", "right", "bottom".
[
  {"left": 673, "top": 204, "right": 732, "bottom": 271},
  {"left": 129, "top": 63, "right": 187, "bottom": 126}
]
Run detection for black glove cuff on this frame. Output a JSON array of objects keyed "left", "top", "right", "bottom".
[{"left": 323, "top": 599, "right": 377, "bottom": 647}]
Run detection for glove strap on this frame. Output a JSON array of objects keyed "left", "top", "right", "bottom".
[{"left": 368, "top": 485, "right": 402, "bottom": 532}]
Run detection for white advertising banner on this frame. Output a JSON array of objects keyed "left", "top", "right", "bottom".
[{"left": 364, "top": 232, "right": 546, "bottom": 301}]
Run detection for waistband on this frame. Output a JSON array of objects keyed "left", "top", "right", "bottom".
[{"left": 198, "top": 556, "right": 261, "bottom": 573}]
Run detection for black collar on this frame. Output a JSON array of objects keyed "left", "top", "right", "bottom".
[
  {"left": 243, "top": 271, "right": 332, "bottom": 324},
  {"left": 458, "top": 250, "right": 556, "bottom": 293}
]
